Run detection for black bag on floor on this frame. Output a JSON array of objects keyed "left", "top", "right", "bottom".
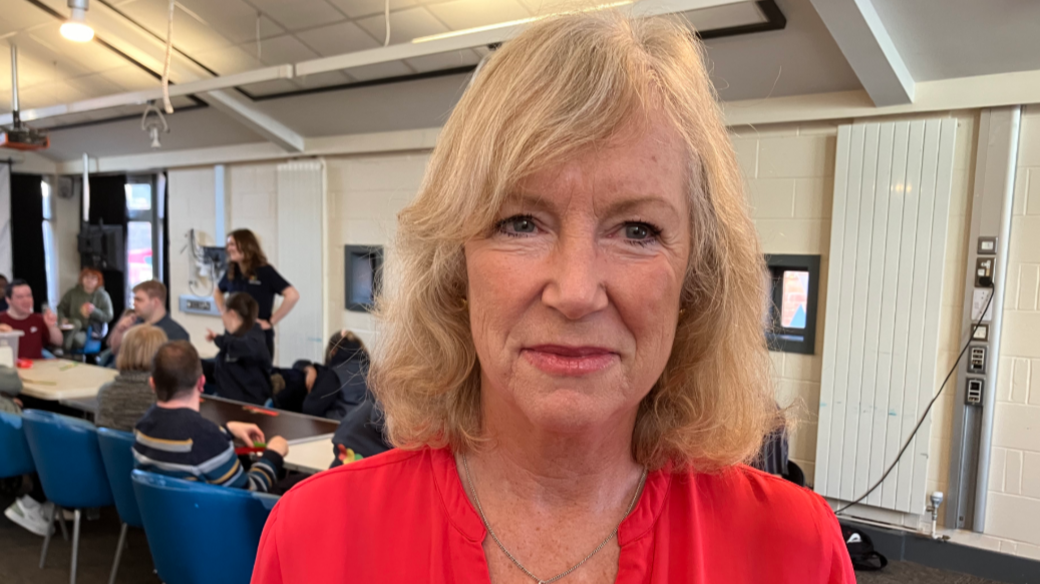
[{"left": 840, "top": 524, "right": 888, "bottom": 571}]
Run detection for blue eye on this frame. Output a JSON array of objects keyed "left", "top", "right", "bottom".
[
  {"left": 510, "top": 217, "right": 536, "bottom": 233},
  {"left": 625, "top": 224, "right": 651, "bottom": 240},
  {"left": 496, "top": 215, "right": 538, "bottom": 236}
]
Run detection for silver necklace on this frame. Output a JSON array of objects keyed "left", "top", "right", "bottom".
[{"left": 462, "top": 454, "right": 648, "bottom": 584}]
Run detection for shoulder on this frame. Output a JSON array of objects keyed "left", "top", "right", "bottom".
[{"left": 273, "top": 448, "right": 433, "bottom": 522}]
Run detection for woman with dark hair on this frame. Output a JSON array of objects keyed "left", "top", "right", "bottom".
[
  {"left": 206, "top": 292, "right": 272, "bottom": 405},
  {"left": 56, "top": 267, "right": 114, "bottom": 352},
  {"left": 273, "top": 330, "right": 371, "bottom": 420},
  {"left": 214, "top": 229, "right": 300, "bottom": 357}
]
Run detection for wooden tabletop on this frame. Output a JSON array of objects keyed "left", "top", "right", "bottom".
[
  {"left": 18, "top": 359, "right": 118, "bottom": 400},
  {"left": 283, "top": 437, "right": 335, "bottom": 474},
  {"left": 198, "top": 396, "right": 340, "bottom": 443},
  {"left": 60, "top": 393, "right": 339, "bottom": 445}
]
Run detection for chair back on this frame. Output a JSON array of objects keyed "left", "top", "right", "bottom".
[
  {"left": 97, "top": 428, "right": 142, "bottom": 528},
  {"left": 131, "top": 470, "right": 278, "bottom": 584},
  {"left": 0, "top": 411, "right": 35, "bottom": 478},
  {"left": 22, "top": 409, "right": 114, "bottom": 509}
]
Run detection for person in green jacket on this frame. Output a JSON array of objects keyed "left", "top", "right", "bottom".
[{"left": 57, "top": 267, "right": 114, "bottom": 352}]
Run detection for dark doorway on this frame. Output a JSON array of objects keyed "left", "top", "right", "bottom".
[{"left": 10, "top": 173, "right": 46, "bottom": 313}]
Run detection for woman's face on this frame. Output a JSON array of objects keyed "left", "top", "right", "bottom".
[
  {"left": 465, "top": 118, "right": 692, "bottom": 435},
  {"left": 226, "top": 237, "right": 243, "bottom": 263},
  {"left": 81, "top": 274, "right": 99, "bottom": 293}
]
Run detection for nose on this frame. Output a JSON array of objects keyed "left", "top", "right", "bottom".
[{"left": 541, "top": 231, "right": 608, "bottom": 320}]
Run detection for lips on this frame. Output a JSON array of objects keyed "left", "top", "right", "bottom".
[{"left": 522, "top": 344, "right": 619, "bottom": 376}]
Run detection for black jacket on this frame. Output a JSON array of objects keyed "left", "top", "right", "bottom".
[
  {"left": 299, "top": 353, "right": 369, "bottom": 420},
  {"left": 329, "top": 393, "right": 392, "bottom": 468},
  {"left": 213, "top": 323, "right": 272, "bottom": 405}
]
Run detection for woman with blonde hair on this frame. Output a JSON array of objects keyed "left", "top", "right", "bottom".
[
  {"left": 253, "top": 10, "right": 851, "bottom": 584},
  {"left": 95, "top": 325, "right": 167, "bottom": 432}
]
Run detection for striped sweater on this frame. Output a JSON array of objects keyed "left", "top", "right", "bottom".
[{"left": 133, "top": 405, "right": 283, "bottom": 493}]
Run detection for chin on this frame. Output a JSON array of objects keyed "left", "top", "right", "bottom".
[{"left": 515, "top": 385, "right": 632, "bottom": 434}]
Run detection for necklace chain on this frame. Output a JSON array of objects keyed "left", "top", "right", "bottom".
[{"left": 462, "top": 454, "right": 648, "bottom": 584}]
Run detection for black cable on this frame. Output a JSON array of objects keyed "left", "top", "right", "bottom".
[{"left": 835, "top": 284, "right": 994, "bottom": 515}]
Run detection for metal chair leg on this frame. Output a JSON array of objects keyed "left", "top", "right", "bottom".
[
  {"left": 107, "top": 522, "right": 129, "bottom": 584},
  {"left": 39, "top": 504, "right": 56, "bottom": 568},
  {"left": 58, "top": 508, "right": 69, "bottom": 541},
  {"left": 70, "top": 509, "right": 81, "bottom": 584}
]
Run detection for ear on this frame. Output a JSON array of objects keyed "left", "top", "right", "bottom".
[
  {"left": 196, "top": 374, "right": 206, "bottom": 393},
  {"left": 148, "top": 377, "right": 156, "bottom": 394}
]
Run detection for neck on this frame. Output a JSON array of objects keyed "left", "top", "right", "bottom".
[
  {"left": 466, "top": 379, "right": 643, "bottom": 509},
  {"left": 6, "top": 306, "right": 30, "bottom": 319},
  {"left": 147, "top": 306, "right": 167, "bottom": 325},
  {"left": 156, "top": 391, "right": 200, "bottom": 411}
]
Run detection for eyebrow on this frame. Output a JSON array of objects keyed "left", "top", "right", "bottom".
[{"left": 504, "top": 192, "right": 681, "bottom": 218}]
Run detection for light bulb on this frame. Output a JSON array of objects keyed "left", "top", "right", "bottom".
[{"left": 61, "top": 7, "right": 94, "bottom": 42}]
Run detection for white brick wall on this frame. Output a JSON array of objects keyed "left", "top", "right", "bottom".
[{"left": 983, "top": 104, "right": 1040, "bottom": 548}]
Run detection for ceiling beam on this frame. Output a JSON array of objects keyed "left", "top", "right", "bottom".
[
  {"left": 808, "top": 0, "right": 914, "bottom": 107},
  {"left": 20, "top": 0, "right": 305, "bottom": 152}
]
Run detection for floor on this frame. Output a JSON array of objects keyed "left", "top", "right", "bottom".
[
  {"left": 0, "top": 495, "right": 1008, "bottom": 584},
  {"left": 0, "top": 494, "right": 158, "bottom": 584}
]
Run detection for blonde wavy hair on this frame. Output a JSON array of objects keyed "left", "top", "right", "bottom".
[
  {"left": 116, "top": 325, "right": 168, "bottom": 372},
  {"left": 370, "top": 9, "right": 778, "bottom": 471}
]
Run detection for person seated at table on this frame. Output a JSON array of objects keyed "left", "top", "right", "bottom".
[
  {"left": 109, "top": 280, "right": 190, "bottom": 355},
  {"left": 0, "top": 279, "right": 62, "bottom": 360},
  {"left": 206, "top": 293, "right": 272, "bottom": 405},
  {"left": 134, "top": 341, "right": 288, "bottom": 492},
  {"left": 0, "top": 274, "right": 9, "bottom": 312},
  {"left": 95, "top": 325, "right": 167, "bottom": 432},
  {"left": 328, "top": 391, "right": 392, "bottom": 468},
  {"left": 273, "top": 330, "right": 370, "bottom": 420},
  {"left": 56, "top": 267, "right": 114, "bottom": 353}
]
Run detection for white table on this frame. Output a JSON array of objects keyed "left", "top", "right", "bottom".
[
  {"left": 17, "top": 359, "right": 118, "bottom": 401},
  {"left": 283, "top": 436, "right": 335, "bottom": 474}
]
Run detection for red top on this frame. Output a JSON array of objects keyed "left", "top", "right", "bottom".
[
  {"left": 0, "top": 312, "right": 47, "bottom": 360},
  {"left": 252, "top": 448, "right": 853, "bottom": 583}
]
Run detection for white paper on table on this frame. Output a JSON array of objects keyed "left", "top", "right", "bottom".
[{"left": 0, "top": 346, "right": 12, "bottom": 368}]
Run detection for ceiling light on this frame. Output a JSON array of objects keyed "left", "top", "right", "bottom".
[{"left": 60, "top": 0, "right": 94, "bottom": 43}]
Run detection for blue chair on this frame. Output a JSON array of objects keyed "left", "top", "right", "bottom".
[
  {"left": 0, "top": 410, "right": 69, "bottom": 541},
  {"left": 131, "top": 470, "right": 278, "bottom": 584},
  {"left": 22, "top": 410, "right": 115, "bottom": 584},
  {"left": 0, "top": 410, "right": 35, "bottom": 478},
  {"left": 97, "top": 428, "right": 144, "bottom": 584},
  {"left": 68, "top": 323, "right": 107, "bottom": 362}
]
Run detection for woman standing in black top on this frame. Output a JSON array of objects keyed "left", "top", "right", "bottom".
[{"left": 215, "top": 229, "right": 300, "bottom": 357}]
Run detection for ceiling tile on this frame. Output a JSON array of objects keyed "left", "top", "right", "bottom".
[
  {"left": 99, "top": 66, "right": 161, "bottom": 92},
  {"left": 174, "top": 0, "right": 285, "bottom": 44},
  {"left": 119, "top": 0, "right": 237, "bottom": 53},
  {"left": 193, "top": 44, "right": 265, "bottom": 75},
  {"left": 426, "top": 0, "right": 531, "bottom": 30},
  {"left": 258, "top": 35, "right": 319, "bottom": 65},
  {"left": 404, "top": 48, "right": 480, "bottom": 73},
  {"left": 343, "top": 60, "right": 413, "bottom": 81},
  {"left": 513, "top": 0, "right": 549, "bottom": 16},
  {"left": 295, "top": 21, "right": 379, "bottom": 56},
  {"left": 64, "top": 73, "right": 125, "bottom": 100},
  {"left": 683, "top": 3, "right": 764, "bottom": 32},
  {"left": 357, "top": 6, "right": 447, "bottom": 44},
  {"left": 29, "top": 25, "right": 128, "bottom": 72},
  {"left": 0, "top": 1, "right": 54, "bottom": 30},
  {"left": 246, "top": 0, "right": 346, "bottom": 32},
  {"left": 327, "top": 0, "right": 418, "bottom": 20}
]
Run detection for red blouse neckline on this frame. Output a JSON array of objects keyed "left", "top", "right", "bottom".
[{"left": 428, "top": 447, "right": 673, "bottom": 547}]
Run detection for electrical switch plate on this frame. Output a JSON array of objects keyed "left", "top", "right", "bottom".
[
  {"left": 972, "top": 324, "right": 989, "bottom": 341},
  {"left": 966, "top": 378, "right": 984, "bottom": 405},
  {"left": 977, "top": 236, "right": 997, "bottom": 255}
]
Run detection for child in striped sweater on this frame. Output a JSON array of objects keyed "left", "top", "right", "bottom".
[{"left": 133, "top": 340, "right": 288, "bottom": 492}]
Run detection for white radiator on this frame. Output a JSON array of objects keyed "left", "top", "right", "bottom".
[
  {"left": 816, "top": 119, "right": 957, "bottom": 514},
  {"left": 275, "top": 160, "right": 326, "bottom": 366}
]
